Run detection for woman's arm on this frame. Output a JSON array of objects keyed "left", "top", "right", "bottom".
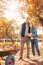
[{"left": 32, "top": 27, "right": 38, "bottom": 38}]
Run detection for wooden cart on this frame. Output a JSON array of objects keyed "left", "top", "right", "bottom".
[{"left": 0, "top": 47, "right": 19, "bottom": 65}]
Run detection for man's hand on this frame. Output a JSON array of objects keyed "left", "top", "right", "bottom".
[{"left": 27, "top": 33, "right": 32, "bottom": 37}]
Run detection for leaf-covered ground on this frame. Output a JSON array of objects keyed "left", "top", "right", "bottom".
[{"left": 0, "top": 48, "right": 43, "bottom": 65}]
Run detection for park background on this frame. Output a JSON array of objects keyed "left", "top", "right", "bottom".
[{"left": 0, "top": 0, "right": 43, "bottom": 65}]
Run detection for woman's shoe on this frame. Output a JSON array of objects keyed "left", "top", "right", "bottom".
[
  {"left": 31, "top": 56, "right": 35, "bottom": 60},
  {"left": 38, "top": 57, "right": 43, "bottom": 62}
]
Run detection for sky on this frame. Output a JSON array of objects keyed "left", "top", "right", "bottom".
[{"left": 0, "top": 0, "right": 28, "bottom": 24}]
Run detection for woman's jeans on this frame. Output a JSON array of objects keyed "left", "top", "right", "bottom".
[{"left": 31, "top": 39, "right": 40, "bottom": 56}]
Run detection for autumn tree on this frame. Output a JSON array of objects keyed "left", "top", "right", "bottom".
[{"left": 0, "top": 17, "right": 18, "bottom": 43}]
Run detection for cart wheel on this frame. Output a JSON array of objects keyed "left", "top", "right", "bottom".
[{"left": 5, "top": 55, "right": 15, "bottom": 65}]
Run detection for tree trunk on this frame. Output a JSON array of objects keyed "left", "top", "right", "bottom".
[{"left": 6, "top": 27, "right": 14, "bottom": 43}]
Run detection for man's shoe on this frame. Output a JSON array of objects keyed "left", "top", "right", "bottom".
[
  {"left": 19, "top": 57, "right": 22, "bottom": 60},
  {"left": 27, "top": 56, "right": 30, "bottom": 59}
]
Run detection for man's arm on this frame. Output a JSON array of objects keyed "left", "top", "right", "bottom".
[{"left": 19, "top": 25, "right": 22, "bottom": 38}]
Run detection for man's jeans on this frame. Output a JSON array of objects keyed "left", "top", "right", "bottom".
[{"left": 31, "top": 39, "right": 40, "bottom": 56}]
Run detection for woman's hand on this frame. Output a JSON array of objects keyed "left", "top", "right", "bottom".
[
  {"left": 27, "top": 33, "right": 32, "bottom": 37},
  {"left": 31, "top": 37, "right": 34, "bottom": 39}
]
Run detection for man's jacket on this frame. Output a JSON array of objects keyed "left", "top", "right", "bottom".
[{"left": 21, "top": 23, "right": 30, "bottom": 37}]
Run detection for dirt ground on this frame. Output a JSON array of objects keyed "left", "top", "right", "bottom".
[{"left": 0, "top": 49, "right": 43, "bottom": 65}]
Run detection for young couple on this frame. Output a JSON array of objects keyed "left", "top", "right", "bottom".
[{"left": 19, "top": 17, "right": 42, "bottom": 62}]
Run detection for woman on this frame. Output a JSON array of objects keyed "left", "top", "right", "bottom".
[{"left": 29, "top": 22, "right": 42, "bottom": 62}]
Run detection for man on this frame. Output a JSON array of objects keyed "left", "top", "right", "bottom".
[{"left": 19, "top": 17, "right": 32, "bottom": 60}]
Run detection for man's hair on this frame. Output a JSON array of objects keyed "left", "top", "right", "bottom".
[
  {"left": 26, "top": 17, "right": 30, "bottom": 24},
  {"left": 27, "top": 17, "right": 30, "bottom": 19}
]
